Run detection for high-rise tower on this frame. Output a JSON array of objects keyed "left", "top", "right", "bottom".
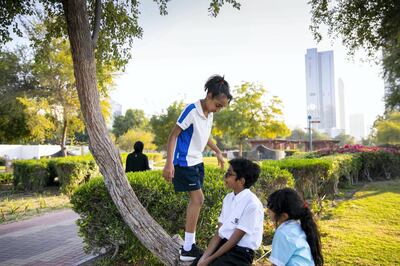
[
  {"left": 305, "top": 48, "right": 336, "bottom": 135},
  {"left": 338, "top": 78, "right": 346, "bottom": 133}
]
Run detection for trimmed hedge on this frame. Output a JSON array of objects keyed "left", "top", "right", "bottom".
[
  {"left": 0, "top": 172, "right": 13, "bottom": 184},
  {"left": 13, "top": 160, "right": 50, "bottom": 192},
  {"left": 71, "top": 165, "right": 294, "bottom": 264},
  {"left": 52, "top": 158, "right": 99, "bottom": 195}
]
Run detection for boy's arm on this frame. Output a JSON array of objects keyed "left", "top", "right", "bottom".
[
  {"left": 162, "top": 125, "right": 182, "bottom": 182},
  {"left": 198, "top": 224, "right": 222, "bottom": 263},
  {"left": 198, "top": 228, "right": 246, "bottom": 266},
  {"left": 206, "top": 138, "right": 224, "bottom": 169}
]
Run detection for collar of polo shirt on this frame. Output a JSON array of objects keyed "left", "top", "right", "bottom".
[{"left": 233, "top": 188, "right": 250, "bottom": 200}]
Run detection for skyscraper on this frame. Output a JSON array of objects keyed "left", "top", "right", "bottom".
[
  {"left": 305, "top": 48, "right": 336, "bottom": 134},
  {"left": 338, "top": 78, "right": 346, "bottom": 133},
  {"left": 349, "top": 113, "right": 365, "bottom": 140}
]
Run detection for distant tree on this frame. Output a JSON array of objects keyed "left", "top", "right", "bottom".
[
  {"left": 0, "top": 99, "right": 30, "bottom": 143},
  {"left": 117, "top": 129, "right": 156, "bottom": 152},
  {"left": 149, "top": 101, "right": 185, "bottom": 150},
  {"left": 287, "top": 128, "right": 308, "bottom": 141},
  {"left": 309, "top": 0, "right": 400, "bottom": 110},
  {"left": 309, "top": 129, "right": 331, "bottom": 141},
  {"left": 112, "top": 108, "right": 148, "bottom": 138},
  {"left": 214, "top": 82, "right": 290, "bottom": 155},
  {"left": 0, "top": 48, "right": 36, "bottom": 143},
  {"left": 333, "top": 132, "right": 356, "bottom": 146},
  {"left": 31, "top": 37, "right": 84, "bottom": 153},
  {"left": 373, "top": 111, "right": 400, "bottom": 145}
]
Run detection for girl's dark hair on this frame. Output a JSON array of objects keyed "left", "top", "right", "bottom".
[
  {"left": 134, "top": 141, "right": 144, "bottom": 153},
  {"left": 267, "top": 188, "right": 323, "bottom": 266},
  {"left": 229, "top": 158, "right": 260, "bottom": 188},
  {"left": 204, "top": 75, "right": 233, "bottom": 102}
]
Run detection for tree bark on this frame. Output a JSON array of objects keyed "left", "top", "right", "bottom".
[
  {"left": 61, "top": 0, "right": 180, "bottom": 265},
  {"left": 61, "top": 112, "right": 68, "bottom": 157}
]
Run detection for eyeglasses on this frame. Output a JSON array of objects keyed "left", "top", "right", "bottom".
[{"left": 224, "top": 171, "right": 236, "bottom": 177}]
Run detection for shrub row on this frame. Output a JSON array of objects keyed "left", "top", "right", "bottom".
[
  {"left": 263, "top": 150, "right": 399, "bottom": 198},
  {"left": 71, "top": 165, "right": 294, "bottom": 264},
  {"left": 13, "top": 158, "right": 99, "bottom": 195},
  {"left": 11, "top": 152, "right": 163, "bottom": 194}
]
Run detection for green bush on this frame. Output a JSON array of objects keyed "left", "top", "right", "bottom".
[
  {"left": 0, "top": 172, "right": 13, "bottom": 184},
  {"left": 0, "top": 157, "right": 5, "bottom": 166},
  {"left": 13, "top": 160, "right": 50, "bottom": 191},
  {"left": 253, "top": 164, "right": 295, "bottom": 205},
  {"left": 358, "top": 151, "right": 400, "bottom": 181},
  {"left": 53, "top": 158, "right": 99, "bottom": 195},
  {"left": 71, "top": 165, "right": 294, "bottom": 264}
]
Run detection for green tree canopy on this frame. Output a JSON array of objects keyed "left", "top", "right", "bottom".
[
  {"left": 117, "top": 129, "right": 156, "bottom": 152},
  {"left": 333, "top": 132, "right": 355, "bottom": 146},
  {"left": 0, "top": 48, "right": 36, "bottom": 143},
  {"left": 373, "top": 111, "right": 400, "bottom": 145},
  {"left": 286, "top": 128, "right": 308, "bottom": 141},
  {"left": 309, "top": 0, "right": 400, "bottom": 110},
  {"left": 149, "top": 101, "right": 185, "bottom": 150},
  {"left": 112, "top": 108, "right": 148, "bottom": 138},
  {"left": 214, "top": 82, "right": 290, "bottom": 155}
]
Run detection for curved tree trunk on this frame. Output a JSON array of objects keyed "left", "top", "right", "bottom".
[{"left": 62, "top": 1, "right": 180, "bottom": 265}]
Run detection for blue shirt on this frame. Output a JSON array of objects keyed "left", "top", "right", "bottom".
[
  {"left": 269, "top": 220, "right": 314, "bottom": 266},
  {"left": 174, "top": 101, "right": 213, "bottom": 167}
]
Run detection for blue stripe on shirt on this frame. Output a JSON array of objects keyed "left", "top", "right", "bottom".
[
  {"left": 178, "top": 104, "right": 196, "bottom": 123},
  {"left": 173, "top": 124, "right": 194, "bottom": 166}
]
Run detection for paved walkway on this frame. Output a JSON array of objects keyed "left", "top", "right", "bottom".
[{"left": 0, "top": 209, "right": 96, "bottom": 266}]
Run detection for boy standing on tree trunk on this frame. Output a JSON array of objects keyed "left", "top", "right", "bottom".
[{"left": 163, "top": 75, "right": 232, "bottom": 262}]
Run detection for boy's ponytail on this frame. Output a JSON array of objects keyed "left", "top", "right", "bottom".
[
  {"left": 267, "top": 188, "right": 324, "bottom": 266},
  {"left": 300, "top": 207, "right": 323, "bottom": 266},
  {"left": 204, "top": 74, "right": 232, "bottom": 102}
]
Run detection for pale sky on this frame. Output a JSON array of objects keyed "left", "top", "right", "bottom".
[{"left": 110, "top": 0, "right": 385, "bottom": 135}]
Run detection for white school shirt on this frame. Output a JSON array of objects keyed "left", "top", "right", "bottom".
[
  {"left": 174, "top": 100, "right": 213, "bottom": 167},
  {"left": 269, "top": 220, "right": 315, "bottom": 266},
  {"left": 218, "top": 189, "right": 264, "bottom": 250}
]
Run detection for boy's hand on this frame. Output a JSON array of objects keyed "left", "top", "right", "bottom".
[
  {"left": 216, "top": 152, "right": 225, "bottom": 169},
  {"left": 162, "top": 164, "right": 174, "bottom": 182},
  {"left": 197, "top": 257, "right": 211, "bottom": 266}
]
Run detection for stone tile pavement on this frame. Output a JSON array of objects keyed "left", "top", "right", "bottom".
[{"left": 0, "top": 209, "right": 96, "bottom": 266}]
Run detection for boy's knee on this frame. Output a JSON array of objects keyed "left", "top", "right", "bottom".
[{"left": 190, "top": 192, "right": 204, "bottom": 206}]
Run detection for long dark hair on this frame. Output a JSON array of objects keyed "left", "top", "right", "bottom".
[{"left": 267, "top": 188, "right": 323, "bottom": 266}]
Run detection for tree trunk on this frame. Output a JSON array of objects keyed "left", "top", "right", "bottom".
[
  {"left": 62, "top": 1, "right": 180, "bottom": 265},
  {"left": 61, "top": 115, "right": 68, "bottom": 157},
  {"left": 239, "top": 139, "right": 243, "bottom": 157}
]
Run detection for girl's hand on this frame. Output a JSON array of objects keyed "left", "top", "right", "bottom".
[
  {"left": 162, "top": 164, "right": 174, "bottom": 182},
  {"left": 216, "top": 152, "right": 225, "bottom": 169}
]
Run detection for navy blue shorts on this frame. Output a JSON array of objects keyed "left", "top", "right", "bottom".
[{"left": 173, "top": 163, "right": 204, "bottom": 192}]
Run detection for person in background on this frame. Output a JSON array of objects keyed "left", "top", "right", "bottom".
[{"left": 125, "top": 141, "right": 150, "bottom": 173}]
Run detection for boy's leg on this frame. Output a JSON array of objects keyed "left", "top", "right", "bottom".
[{"left": 184, "top": 188, "right": 204, "bottom": 250}]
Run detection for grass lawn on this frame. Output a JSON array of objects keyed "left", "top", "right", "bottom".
[
  {"left": 319, "top": 180, "right": 400, "bottom": 265},
  {"left": 0, "top": 187, "right": 71, "bottom": 224}
]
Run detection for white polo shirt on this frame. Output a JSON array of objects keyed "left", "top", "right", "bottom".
[
  {"left": 174, "top": 101, "right": 213, "bottom": 167},
  {"left": 218, "top": 189, "right": 264, "bottom": 250}
]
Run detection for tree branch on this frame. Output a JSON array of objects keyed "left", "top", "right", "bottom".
[{"left": 91, "top": 0, "right": 102, "bottom": 47}]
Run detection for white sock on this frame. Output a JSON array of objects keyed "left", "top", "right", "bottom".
[{"left": 183, "top": 232, "right": 195, "bottom": 251}]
